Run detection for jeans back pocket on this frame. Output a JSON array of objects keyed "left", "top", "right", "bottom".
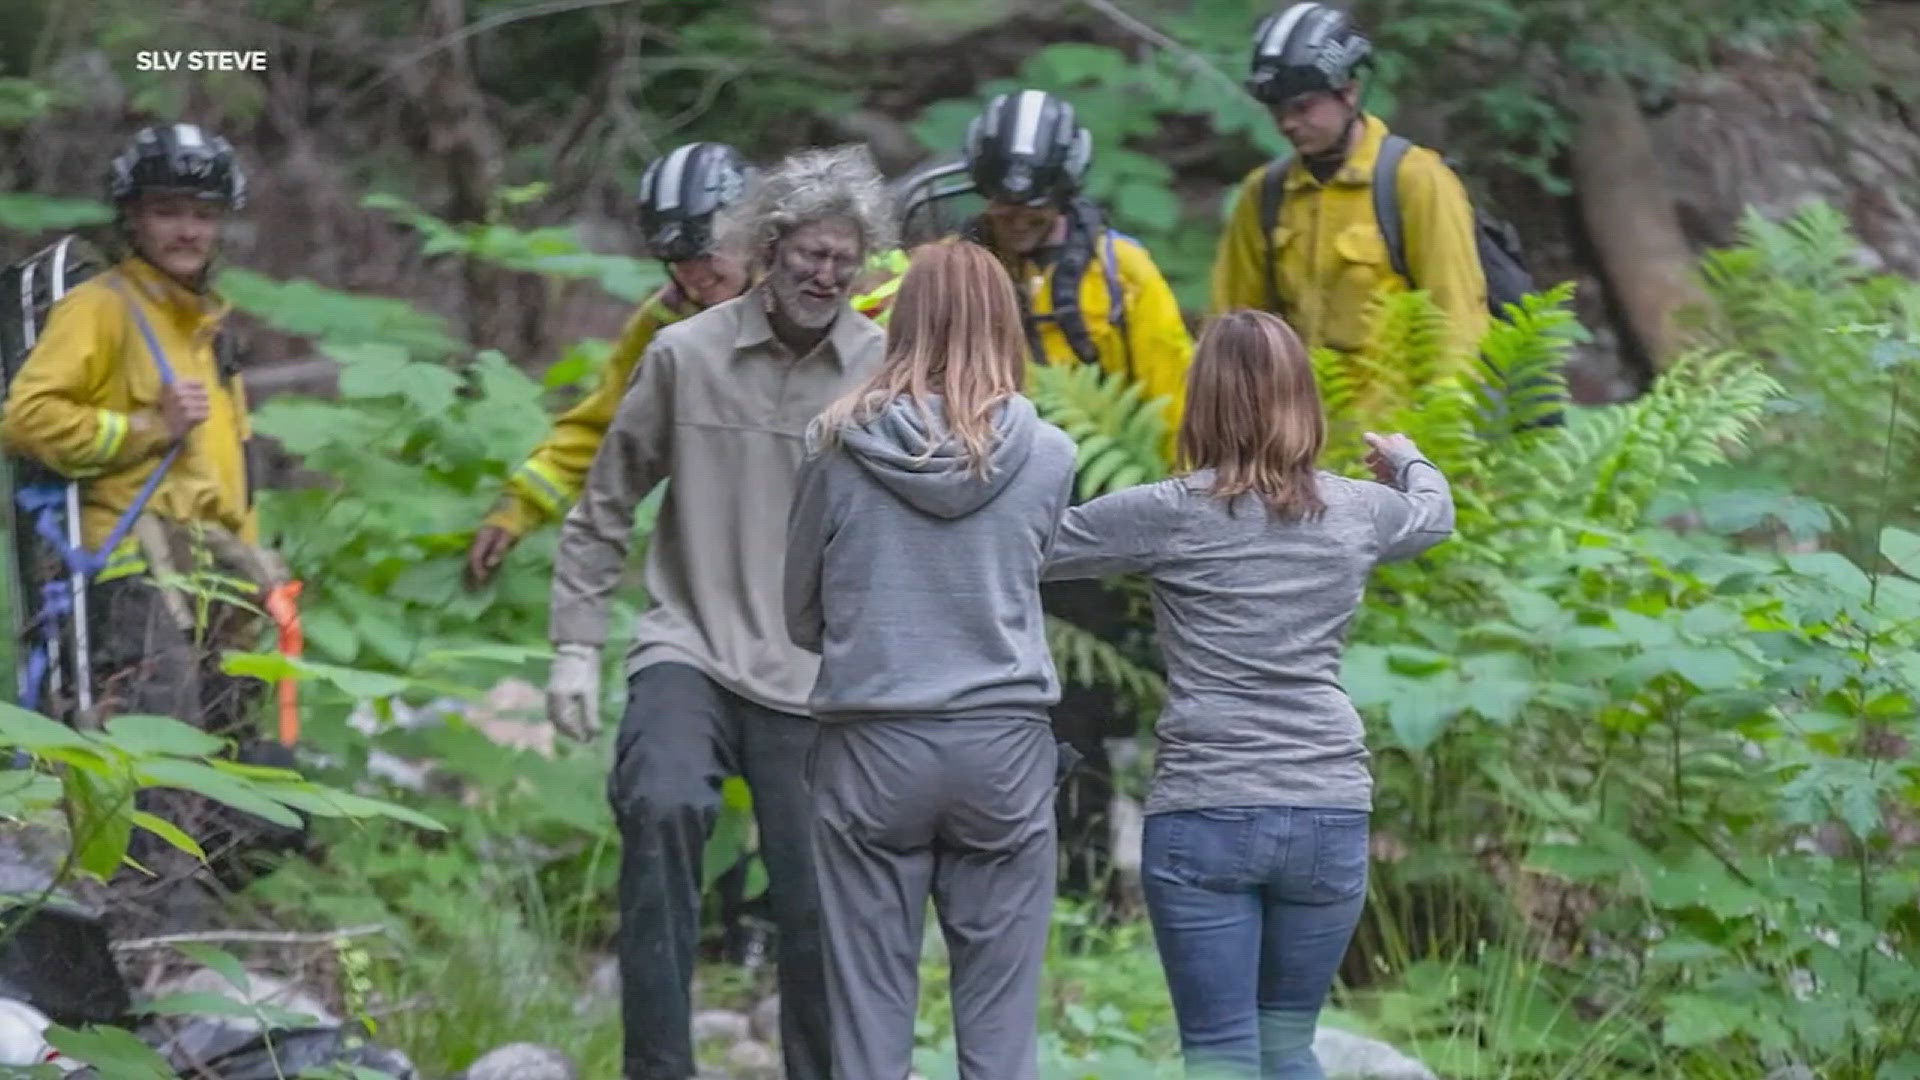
[
  {"left": 1307, "top": 809, "right": 1370, "bottom": 902},
  {"left": 1146, "top": 807, "right": 1263, "bottom": 892}
]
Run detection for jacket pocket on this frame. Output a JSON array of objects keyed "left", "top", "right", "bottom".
[{"left": 1327, "top": 224, "right": 1394, "bottom": 350}]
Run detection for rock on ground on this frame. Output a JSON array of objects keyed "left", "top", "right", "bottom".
[
  {"left": 463, "top": 1042, "right": 578, "bottom": 1080},
  {"left": 693, "top": 1008, "right": 753, "bottom": 1046},
  {"left": 725, "top": 1038, "right": 780, "bottom": 1079},
  {"left": 150, "top": 968, "right": 338, "bottom": 1031},
  {"left": 750, "top": 994, "right": 781, "bottom": 1044},
  {"left": 573, "top": 952, "right": 619, "bottom": 1016},
  {"left": 1314, "top": 1026, "right": 1438, "bottom": 1080}
]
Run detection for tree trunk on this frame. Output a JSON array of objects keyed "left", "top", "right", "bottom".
[
  {"left": 1568, "top": 75, "right": 1713, "bottom": 373},
  {"left": 392, "top": 0, "right": 549, "bottom": 360}
]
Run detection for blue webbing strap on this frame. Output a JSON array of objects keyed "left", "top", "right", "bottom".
[{"left": 18, "top": 273, "right": 183, "bottom": 711}]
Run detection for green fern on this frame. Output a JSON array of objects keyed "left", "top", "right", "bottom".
[
  {"left": 1474, "top": 282, "right": 1583, "bottom": 438},
  {"left": 1028, "top": 361, "right": 1173, "bottom": 501},
  {"left": 1694, "top": 201, "right": 1920, "bottom": 557},
  {"left": 1315, "top": 289, "right": 1482, "bottom": 485},
  {"left": 1046, "top": 615, "right": 1166, "bottom": 722},
  {"left": 1496, "top": 349, "right": 1783, "bottom": 531}
]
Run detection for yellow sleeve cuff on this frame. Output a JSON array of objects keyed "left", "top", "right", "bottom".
[{"left": 483, "top": 490, "right": 543, "bottom": 537}]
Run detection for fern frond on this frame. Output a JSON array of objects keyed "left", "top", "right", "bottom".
[
  {"left": 1345, "top": 289, "right": 1456, "bottom": 420},
  {"left": 1028, "top": 362, "right": 1173, "bottom": 500},
  {"left": 1474, "top": 282, "right": 1581, "bottom": 438},
  {"left": 1496, "top": 349, "right": 1783, "bottom": 529},
  {"left": 1047, "top": 614, "right": 1166, "bottom": 722}
]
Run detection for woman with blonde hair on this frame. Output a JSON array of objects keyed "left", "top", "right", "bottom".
[
  {"left": 784, "top": 238, "right": 1078, "bottom": 1080},
  {"left": 1044, "top": 309, "right": 1455, "bottom": 1079}
]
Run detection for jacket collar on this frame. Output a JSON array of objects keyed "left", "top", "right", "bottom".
[
  {"left": 117, "top": 255, "right": 232, "bottom": 332},
  {"left": 1284, "top": 114, "right": 1390, "bottom": 193},
  {"left": 732, "top": 282, "right": 863, "bottom": 369}
]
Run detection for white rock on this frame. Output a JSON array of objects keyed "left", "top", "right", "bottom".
[
  {"left": 152, "top": 968, "right": 337, "bottom": 1032},
  {"left": 1314, "top": 1026, "right": 1437, "bottom": 1080},
  {"left": 592, "top": 954, "right": 620, "bottom": 994},
  {"left": 1109, "top": 793, "right": 1145, "bottom": 914},
  {"left": 693, "top": 1009, "right": 752, "bottom": 1045},
  {"left": 464, "top": 1042, "right": 577, "bottom": 1080},
  {"left": 725, "top": 1039, "right": 780, "bottom": 1078},
  {"left": 750, "top": 994, "right": 781, "bottom": 1044},
  {"left": 367, "top": 748, "right": 433, "bottom": 792},
  {"left": 0, "top": 998, "right": 78, "bottom": 1072}
]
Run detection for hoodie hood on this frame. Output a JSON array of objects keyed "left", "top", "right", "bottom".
[{"left": 837, "top": 394, "right": 1038, "bottom": 519}]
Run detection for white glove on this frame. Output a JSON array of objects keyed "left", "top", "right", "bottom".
[{"left": 546, "top": 642, "right": 603, "bottom": 742}]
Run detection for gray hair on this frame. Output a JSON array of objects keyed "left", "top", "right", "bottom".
[{"left": 712, "top": 144, "right": 897, "bottom": 268}]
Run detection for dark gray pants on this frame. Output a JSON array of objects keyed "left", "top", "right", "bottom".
[
  {"left": 810, "top": 718, "right": 1057, "bottom": 1080},
  {"left": 608, "top": 663, "right": 829, "bottom": 1080}
]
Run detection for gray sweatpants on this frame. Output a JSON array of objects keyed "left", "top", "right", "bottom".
[{"left": 810, "top": 717, "right": 1057, "bottom": 1080}]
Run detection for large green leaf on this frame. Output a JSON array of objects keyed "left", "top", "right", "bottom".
[
  {"left": 0, "top": 704, "right": 98, "bottom": 751},
  {"left": 134, "top": 759, "right": 302, "bottom": 830},
  {"left": 218, "top": 268, "right": 461, "bottom": 356},
  {"left": 141, "top": 990, "right": 318, "bottom": 1028},
  {"left": 1884, "top": 527, "right": 1920, "bottom": 579},
  {"left": 64, "top": 768, "right": 135, "bottom": 880},
  {"left": 44, "top": 1025, "right": 175, "bottom": 1078},
  {"left": 130, "top": 811, "right": 206, "bottom": 862},
  {"left": 0, "top": 193, "right": 113, "bottom": 232},
  {"left": 175, "top": 942, "right": 251, "bottom": 992},
  {"left": 104, "top": 715, "right": 227, "bottom": 759},
  {"left": 1660, "top": 993, "right": 1758, "bottom": 1048},
  {"left": 254, "top": 782, "right": 447, "bottom": 832}
]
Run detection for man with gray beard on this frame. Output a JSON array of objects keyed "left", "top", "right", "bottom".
[{"left": 544, "top": 146, "right": 894, "bottom": 1080}]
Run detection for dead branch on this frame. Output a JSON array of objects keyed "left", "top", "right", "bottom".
[
  {"left": 1073, "top": 0, "right": 1244, "bottom": 94},
  {"left": 113, "top": 923, "right": 389, "bottom": 952}
]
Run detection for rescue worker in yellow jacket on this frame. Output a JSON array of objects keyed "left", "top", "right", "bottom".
[
  {"left": 1212, "top": 3, "right": 1488, "bottom": 364},
  {"left": 2, "top": 123, "right": 278, "bottom": 730},
  {"left": 951, "top": 90, "right": 1194, "bottom": 902},
  {"left": 466, "top": 142, "right": 906, "bottom": 587},
  {"left": 958, "top": 90, "right": 1193, "bottom": 440}
]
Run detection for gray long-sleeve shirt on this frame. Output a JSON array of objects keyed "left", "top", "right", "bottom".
[
  {"left": 550, "top": 287, "right": 886, "bottom": 716},
  {"left": 784, "top": 394, "right": 1077, "bottom": 722},
  {"left": 1043, "top": 455, "right": 1455, "bottom": 814}
]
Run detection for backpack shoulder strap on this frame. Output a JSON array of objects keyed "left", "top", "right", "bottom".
[
  {"left": 1100, "top": 230, "right": 1133, "bottom": 380},
  {"left": 1371, "top": 134, "right": 1415, "bottom": 285},
  {"left": 1259, "top": 157, "right": 1291, "bottom": 312}
]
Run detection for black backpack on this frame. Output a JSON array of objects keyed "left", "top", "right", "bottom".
[{"left": 1258, "top": 134, "right": 1533, "bottom": 321}]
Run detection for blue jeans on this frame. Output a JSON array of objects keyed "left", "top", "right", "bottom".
[{"left": 1142, "top": 806, "right": 1370, "bottom": 1080}]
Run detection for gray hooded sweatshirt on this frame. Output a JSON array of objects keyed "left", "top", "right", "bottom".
[{"left": 784, "top": 394, "right": 1077, "bottom": 723}]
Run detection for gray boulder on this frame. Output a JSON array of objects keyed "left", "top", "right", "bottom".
[
  {"left": 463, "top": 1042, "right": 577, "bottom": 1080},
  {"left": 1314, "top": 1026, "right": 1438, "bottom": 1080}
]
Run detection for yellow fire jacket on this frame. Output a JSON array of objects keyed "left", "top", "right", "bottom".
[
  {"left": 484, "top": 248, "right": 911, "bottom": 536},
  {"left": 2, "top": 256, "right": 255, "bottom": 577},
  {"left": 1211, "top": 115, "right": 1488, "bottom": 363},
  {"left": 1002, "top": 228, "right": 1194, "bottom": 448}
]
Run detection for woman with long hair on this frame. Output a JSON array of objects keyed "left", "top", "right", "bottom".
[
  {"left": 784, "top": 238, "right": 1078, "bottom": 1080},
  {"left": 1044, "top": 309, "right": 1455, "bottom": 1079}
]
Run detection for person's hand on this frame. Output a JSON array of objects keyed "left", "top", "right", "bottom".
[
  {"left": 1363, "top": 432, "right": 1419, "bottom": 485},
  {"left": 160, "top": 380, "right": 211, "bottom": 441},
  {"left": 465, "top": 525, "right": 517, "bottom": 589},
  {"left": 546, "top": 643, "right": 603, "bottom": 742}
]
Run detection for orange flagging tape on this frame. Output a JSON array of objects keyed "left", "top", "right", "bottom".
[{"left": 265, "top": 580, "right": 304, "bottom": 746}]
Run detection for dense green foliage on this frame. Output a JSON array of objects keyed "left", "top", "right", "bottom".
[{"left": 0, "top": 1, "right": 1914, "bottom": 1075}]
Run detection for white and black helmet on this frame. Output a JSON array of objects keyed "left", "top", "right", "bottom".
[
  {"left": 1247, "top": 3, "right": 1373, "bottom": 106},
  {"left": 636, "top": 142, "right": 753, "bottom": 262},
  {"left": 963, "top": 90, "right": 1093, "bottom": 208},
  {"left": 107, "top": 123, "right": 246, "bottom": 209}
]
